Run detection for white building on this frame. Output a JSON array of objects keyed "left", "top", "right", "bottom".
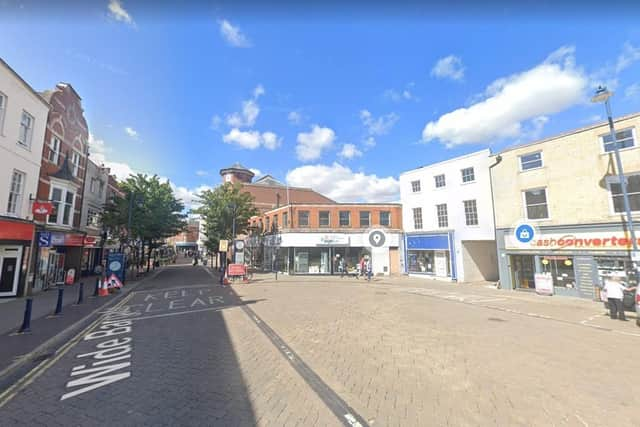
[
  {"left": 400, "top": 148, "right": 498, "bottom": 282},
  {"left": 0, "top": 58, "right": 50, "bottom": 297}
]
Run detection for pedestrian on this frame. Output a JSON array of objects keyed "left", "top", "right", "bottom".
[
  {"left": 359, "top": 256, "right": 365, "bottom": 279},
  {"left": 365, "top": 256, "right": 372, "bottom": 281},
  {"left": 339, "top": 257, "right": 345, "bottom": 278},
  {"left": 603, "top": 275, "right": 636, "bottom": 321}
]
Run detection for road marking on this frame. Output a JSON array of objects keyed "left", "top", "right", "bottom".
[
  {"left": 126, "top": 305, "right": 235, "bottom": 321},
  {"left": 0, "top": 292, "right": 134, "bottom": 408},
  {"left": 201, "top": 266, "right": 370, "bottom": 427}
]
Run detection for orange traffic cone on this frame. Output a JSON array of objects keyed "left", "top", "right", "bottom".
[{"left": 98, "top": 279, "right": 109, "bottom": 296}]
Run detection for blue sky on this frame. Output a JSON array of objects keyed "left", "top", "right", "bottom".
[{"left": 2, "top": 1, "right": 640, "bottom": 207}]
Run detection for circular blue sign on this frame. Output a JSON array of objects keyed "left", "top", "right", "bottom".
[{"left": 514, "top": 224, "right": 535, "bottom": 243}]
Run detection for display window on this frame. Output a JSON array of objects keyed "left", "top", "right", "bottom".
[{"left": 541, "top": 256, "right": 576, "bottom": 289}]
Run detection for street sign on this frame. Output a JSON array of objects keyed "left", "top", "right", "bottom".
[
  {"left": 219, "top": 240, "right": 229, "bottom": 252},
  {"left": 37, "top": 231, "right": 52, "bottom": 247},
  {"left": 107, "top": 252, "right": 126, "bottom": 283},
  {"left": 228, "top": 264, "right": 245, "bottom": 276},
  {"left": 631, "top": 250, "right": 640, "bottom": 262}
]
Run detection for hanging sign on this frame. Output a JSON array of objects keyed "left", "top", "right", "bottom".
[{"left": 32, "top": 202, "right": 54, "bottom": 216}]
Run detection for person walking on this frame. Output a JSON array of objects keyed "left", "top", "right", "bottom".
[
  {"left": 365, "top": 256, "right": 372, "bottom": 281},
  {"left": 359, "top": 256, "right": 365, "bottom": 279},
  {"left": 603, "top": 275, "right": 636, "bottom": 321},
  {"left": 338, "top": 257, "right": 345, "bottom": 278}
]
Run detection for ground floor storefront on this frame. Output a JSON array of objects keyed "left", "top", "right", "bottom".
[
  {"left": 33, "top": 231, "right": 85, "bottom": 292},
  {"left": 252, "top": 230, "right": 401, "bottom": 276},
  {"left": 404, "top": 232, "right": 456, "bottom": 281},
  {"left": 497, "top": 223, "right": 640, "bottom": 299},
  {"left": 0, "top": 218, "right": 35, "bottom": 297}
]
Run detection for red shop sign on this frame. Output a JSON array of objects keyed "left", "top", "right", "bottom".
[
  {"left": 32, "top": 202, "right": 54, "bottom": 216},
  {"left": 64, "top": 234, "right": 85, "bottom": 247},
  {"left": 0, "top": 220, "right": 34, "bottom": 241},
  {"left": 84, "top": 236, "right": 98, "bottom": 247}
]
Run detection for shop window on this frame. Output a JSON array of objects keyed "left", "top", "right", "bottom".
[
  {"left": 601, "top": 128, "right": 635, "bottom": 153},
  {"left": 523, "top": 188, "right": 549, "bottom": 220},
  {"left": 541, "top": 256, "right": 576, "bottom": 289},
  {"left": 339, "top": 211, "right": 351, "bottom": 227},
  {"left": 412, "top": 207, "right": 423, "bottom": 230},
  {"left": 595, "top": 257, "right": 638, "bottom": 288},
  {"left": 298, "top": 210, "right": 309, "bottom": 227},
  {"left": 519, "top": 151, "right": 543, "bottom": 171},
  {"left": 319, "top": 211, "right": 330, "bottom": 227},
  {"left": 463, "top": 199, "right": 478, "bottom": 226},
  {"left": 461, "top": 167, "right": 475, "bottom": 183},
  {"left": 359, "top": 211, "right": 370, "bottom": 227},
  {"left": 434, "top": 174, "right": 446, "bottom": 188},
  {"left": 608, "top": 174, "right": 640, "bottom": 213},
  {"left": 411, "top": 180, "right": 421, "bottom": 192},
  {"left": 436, "top": 204, "right": 448, "bottom": 228},
  {"left": 379, "top": 211, "right": 391, "bottom": 227}
]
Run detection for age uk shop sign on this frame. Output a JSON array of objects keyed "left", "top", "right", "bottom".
[{"left": 505, "top": 230, "right": 640, "bottom": 251}]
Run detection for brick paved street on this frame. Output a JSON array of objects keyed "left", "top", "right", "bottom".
[{"left": 1, "top": 265, "right": 638, "bottom": 426}]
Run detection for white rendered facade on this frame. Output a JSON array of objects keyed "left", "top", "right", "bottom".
[{"left": 400, "top": 148, "right": 498, "bottom": 282}]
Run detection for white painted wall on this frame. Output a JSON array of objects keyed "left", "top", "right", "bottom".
[
  {"left": 400, "top": 149, "right": 496, "bottom": 281},
  {"left": 0, "top": 61, "right": 49, "bottom": 220}
]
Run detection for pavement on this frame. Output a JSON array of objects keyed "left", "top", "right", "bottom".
[{"left": 0, "top": 264, "right": 638, "bottom": 426}]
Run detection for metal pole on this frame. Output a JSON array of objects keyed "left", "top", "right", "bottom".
[
  {"left": 19, "top": 298, "right": 33, "bottom": 333},
  {"left": 604, "top": 99, "right": 638, "bottom": 253},
  {"left": 54, "top": 287, "right": 64, "bottom": 315},
  {"left": 489, "top": 155, "right": 503, "bottom": 289}
]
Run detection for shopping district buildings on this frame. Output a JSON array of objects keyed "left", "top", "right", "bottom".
[
  {"left": 1, "top": 56, "right": 639, "bottom": 301},
  {"left": 0, "top": 59, "right": 121, "bottom": 297}
]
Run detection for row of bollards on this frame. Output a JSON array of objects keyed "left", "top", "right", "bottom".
[{"left": 18, "top": 279, "right": 97, "bottom": 334}]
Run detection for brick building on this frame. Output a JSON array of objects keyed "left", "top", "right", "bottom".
[
  {"left": 32, "top": 83, "right": 90, "bottom": 290},
  {"left": 247, "top": 203, "right": 403, "bottom": 275}
]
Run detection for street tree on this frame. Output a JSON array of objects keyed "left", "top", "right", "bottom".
[
  {"left": 102, "top": 174, "right": 187, "bottom": 271},
  {"left": 194, "top": 182, "right": 258, "bottom": 256}
]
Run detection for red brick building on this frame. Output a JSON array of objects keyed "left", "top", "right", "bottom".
[
  {"left": 32, "top": 83, "right": 89, "bottom": 290},
  {"left": 247, "top": 203, "right": 404, "bottom": 275}
]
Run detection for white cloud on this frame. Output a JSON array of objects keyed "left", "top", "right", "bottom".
[
  {"left": 384, "top": 83, "right": 417, "bottom": 102},
  {"left": 286, "top": 163, "right": 399, "bottom": 203},
  {"left": 226, "top": 99, "right": 259, "bottom": 128},
  {"left": 582, "top": 114, "right": 603, "bottom": 124},
  {"left": 88, "top": 133, "right": 137, "bottom": 181},
  {"left": 422, "top": 46, "right": 587, "bottom": 146},
  {"left": 107, "top": 0, "right": 135, "bottom": 27},
  {"left": 431, "top": 55, "right": 465, "bottom": 81},
  {"left": 172, "top": 184, "right": 213, "bottom": 210},
  {"left": 253, "top": 84, "right": 265, "bottom": 98},
  {"left": 218, "top": 19, "right": 251, "bottom": 48},
  {"left": 288, "top": 111, "right": 302, "bottom": 125},
  {"left": 625, "top": 82, "right": 640, "bottom": 99},
  {"left": 338, "top": 143, "right": 362, "bottom": 159},
  {"left": 616, "top": 42, "right": 640, "bottom": 73},
  {"left": 364, "top": 136, "right": 376, "bottom": 147},
  {"left": 295, "top": 125, "right": 335, "bottom": 161},
  {"left": 249, "top": 168, "right": 262, "bottom": 177},
  {"left": 124, "top": 126, "right": 138, "bottom": 139},
  {"left": 360, "top": 110, "right": 399, "bottom": 136},
  {"left": 223, "top": 128, "right": 281, "bottom": 150},
  {"left": 195, "top": 170, "right": 209, "bottom": 177}
]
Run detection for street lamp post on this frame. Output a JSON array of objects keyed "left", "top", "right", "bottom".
[{"left": 591, "top": 86, "right": 639, "bottom": 270}]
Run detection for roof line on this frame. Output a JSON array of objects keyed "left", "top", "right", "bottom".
[
  {"left": 496, "top": 112, "right": 640, "bottom": 155},
  {"left": 0, "top": 57, "right": 51, "bottom": 108},
  {"left": 400, "top": 148, "right": 491, "bottom": 175}
]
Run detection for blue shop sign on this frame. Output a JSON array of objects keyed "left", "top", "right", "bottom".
[{"left": 406, "top": 234, "right": 449, "bottom": 250}]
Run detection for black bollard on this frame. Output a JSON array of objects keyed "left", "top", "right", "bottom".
[
  {"left": 93, "top": 278, "right": 100, "bottom": 296},
  {"left": 54, "top": 288, "right": 64, "bottom": 315},
  {"left": 77, "top": 282, "right": 84, "bottom": 304},
  {"left": 19, "top": 298, "right": 33, "bottom": 333}
]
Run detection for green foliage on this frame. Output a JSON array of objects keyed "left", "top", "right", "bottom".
[
  {"left": 102, "top": 174, "right": 187, "bottom": 246},
  {"left": 194, "top": 182, "right": 258, "bottom": 251}
]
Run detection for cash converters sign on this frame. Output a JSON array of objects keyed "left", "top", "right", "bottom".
[{"left": 505, "top": 229, "right": 640, "bottom": 251}]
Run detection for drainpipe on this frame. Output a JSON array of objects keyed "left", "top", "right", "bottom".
[{"left": 489, "top": 155, "right": 503, "bottom": 289}]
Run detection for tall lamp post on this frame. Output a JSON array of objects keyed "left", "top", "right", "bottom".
[{"left": 591, "top": 86, "right": 639, "bottom": 274}]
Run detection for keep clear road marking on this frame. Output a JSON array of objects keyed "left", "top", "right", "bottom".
[{"left": 200, "top": 266, "right": 370, "bottom": 427}]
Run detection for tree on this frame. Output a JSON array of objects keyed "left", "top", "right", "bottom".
[
  {"left": 102, "top": 174, "right": 187, "bottom": 271},
  {"left": 194, "top": 182, "right": 258, "bottom": 255}
]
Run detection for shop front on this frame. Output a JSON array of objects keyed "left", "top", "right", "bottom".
[
  {"left": 0, "top": 218, "right": 35, "bottom": 297},
  {"left": 265, "top": 230, "right": 400, "bottom": 276},
  {"left": 497, "top": 223, "right": 639, "bottom": 299},
  {"left": 34, "top": 231, "right": 85, "bottom": 291},
  {"left": 404, "top": 232, "right": 456, "bottom": 280}
]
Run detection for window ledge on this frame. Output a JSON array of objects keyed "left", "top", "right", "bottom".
[
  {"left": 600, "top": 145, "right": 638, "bottom": 156},
  {"left": 461, "top": 180, "right": 476, "bottom": 185},
  {"left": 519, "top": 166, "right": 546, "bottom": 173}
]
